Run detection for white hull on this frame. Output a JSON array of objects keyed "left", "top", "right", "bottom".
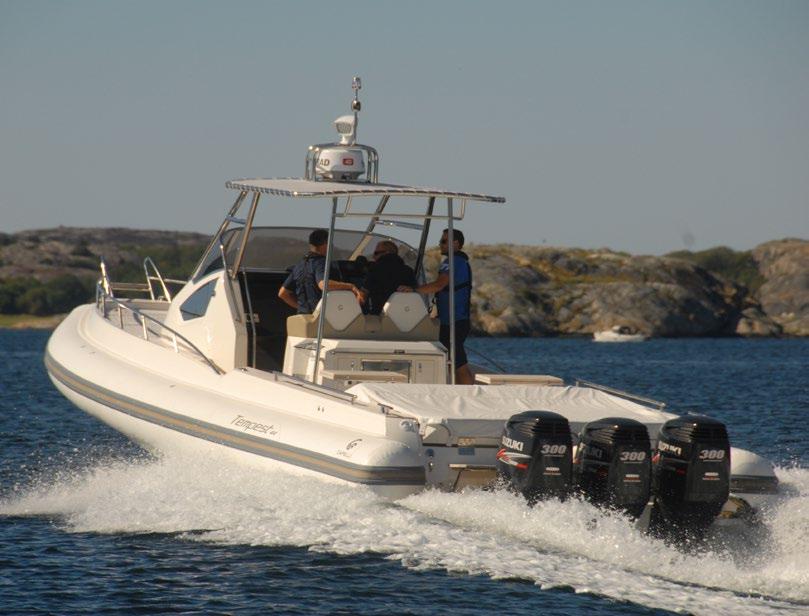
[
  {"left": 46, "top": 303, "right": 780, "bottom": 519},
  {"left": 47, "top": 305, "right": 430, "bottom": 500},
  {"left": 594, "top": 331, "right": 648, "bottom": 343}
]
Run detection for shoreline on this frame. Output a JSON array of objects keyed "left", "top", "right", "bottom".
[
  {"left": 0, "top": 314, "right": 66, "bottom": 330},
  {"left": 0, "top": 314, "right": 800, "bottom": 338}
]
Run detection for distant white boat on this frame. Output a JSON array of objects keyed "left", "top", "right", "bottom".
[{"left": 593, "top": 325, "right": 648, "bottom": 343}]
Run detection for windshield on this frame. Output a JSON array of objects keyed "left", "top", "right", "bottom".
[{"left": 195, "top": 226, "right": 419, "bottom": 278}]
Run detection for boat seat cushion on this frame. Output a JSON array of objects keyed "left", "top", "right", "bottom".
[
  {"left": 382, "top": 292, "right": 429, "bottom": 332},
  {"left": 318, "top": 290, "right": 362, "bottom": 331},
  {"left": 286, "top": 292, "right": 439, "bottom": 341}
]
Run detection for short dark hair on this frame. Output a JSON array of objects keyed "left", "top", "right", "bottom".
[
  {"left": 442, "top": 228, "right": 464, "bottom": 248},
  {"left": 309, "top": 229, "right": 329, "bottom": 247}
]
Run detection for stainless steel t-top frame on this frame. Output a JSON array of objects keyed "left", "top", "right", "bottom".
[
  {"left": 311, "top": 194, "right": 465, "bottom": 383},
  {"left": 192, "top": 187, "right": 483, "bottom": 385},
  {"left": 189, "top": 78, "right": 504, "bottom": 384}
]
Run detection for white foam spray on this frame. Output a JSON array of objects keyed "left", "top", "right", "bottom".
[{"left": 2, "top": 451, "right": 808, "bottom": 615}]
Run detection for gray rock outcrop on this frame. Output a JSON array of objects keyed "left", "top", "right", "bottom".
[
  {"left": 0, "top": 227, "right": 208, "bottom": 282},
  {"left": 1, "top": 227, "right": 806, "bottom": 337},
  {"left": 752, "top": 239, "right": 809, "bottom": 336},
  {"left": 453, "top": 246, "right": 745, "bottom": 337}
]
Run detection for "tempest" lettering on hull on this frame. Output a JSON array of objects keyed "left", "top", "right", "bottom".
[{"left": 231, "top": 415, "right": 278, "bottom": 435}]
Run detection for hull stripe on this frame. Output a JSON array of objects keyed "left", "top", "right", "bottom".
[{"left": 44, "top": 352, "right": 425, "bottom": 486}]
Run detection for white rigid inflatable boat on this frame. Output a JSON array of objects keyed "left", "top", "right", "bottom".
[
  {"left": 46, "top": 78, "right": 780, "bottom": 542},
  {"left": 594, "top": 325, "right": 648, "bottom": 343}
]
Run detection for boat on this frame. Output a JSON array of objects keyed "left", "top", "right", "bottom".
[
  {"left": 45, "top": 78, "right": 780, "bottom": 542},
  {"left": 594, "top": 325, "right": 648, "bottom": 343}
]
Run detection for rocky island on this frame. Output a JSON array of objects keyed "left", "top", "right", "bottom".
[{"left": 1, "top": 228, "right": 806, "bottom": 337}]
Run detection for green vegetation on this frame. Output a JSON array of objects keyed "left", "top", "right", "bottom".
[
  {"left": 111, "top": 243, "right": 205, "bottom": 283},
  {"left": 0, "top": 241, "right": 206, "bottom": 318},
  {"left": 71, "top": 239, "right": 94, "bottom": 257},
  {"left": 0, "top": 275, "right": 95, "bottom": 316},
  {"left": 666, "top": 246, "right": 764, "bottom": 292}
]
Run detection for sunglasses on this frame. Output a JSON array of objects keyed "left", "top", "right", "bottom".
[{"left": 373, "top": 250, "right": 386, "bottom": 256}]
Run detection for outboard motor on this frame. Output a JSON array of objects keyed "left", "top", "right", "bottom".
[
  {"left": 497, "top": 411, "right": 573, "bottom": 503},
  {"left": 649, "top": 415, "right": 730, "bottom": 542},
  {"left": 575, "top": 417, "right": 651, "bottom": 519}
]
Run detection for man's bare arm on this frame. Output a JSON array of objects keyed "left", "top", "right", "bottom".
[
  {"left": 278, "top": 286, "right": 298, "bottom": 309},
  {"left": 318, "top": 279, "right": 362, "bottom": 300},
  {"left": 399, "top": 272, "right": 448, "bottom": 294}
]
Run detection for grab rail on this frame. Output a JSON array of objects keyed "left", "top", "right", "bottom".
[
  {"left": 95, "top": 283, "right": 224, "bottom": 375},
  {"left": 143, "top": 257, "right": 185, "bottom": 302},
  {"left": 99, "top": 257, "right": 113, "bottom": 297},
  {"left": 574, "top": 379, "right": 667, "bottom": 410},
  {"left": 273, "top": 371, "right": 357, "bottom": 403},
  {"left": 99, "top": 256, "right": 185, "bottom": 302}
]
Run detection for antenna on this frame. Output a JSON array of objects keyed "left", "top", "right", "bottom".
[
  {"left": 352, "top": 76, "right": 362, "bottom": 111},
  {"left": 351, "top": 76, "right": 361, "bottom": 142},
  {"left": 335, "top": 77, "right": 362, "bottom": 145},
  {"left": 307, "top": 76, "right": 379, "bottom": 182}
]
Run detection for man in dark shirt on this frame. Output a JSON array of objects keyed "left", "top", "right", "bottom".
[
  {"left": 278, "top": 229, "right": 361, "bottom": 314},
  {"left": 361, "top": 240, "right": 416, "bottom": 315}
]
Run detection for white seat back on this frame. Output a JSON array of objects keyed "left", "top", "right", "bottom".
[
  {"left": 382, "top": 292, "right": 429, "bottom": 332},
  {"left": 313, "top": 290, "right": 361, "bottom": 331}
]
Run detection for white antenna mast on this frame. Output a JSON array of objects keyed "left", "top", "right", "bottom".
[
  {"left": 306, "top": 76, "right": 379, "bottom": 182},
  {"left": 350, "top": 76, "right": 362, "bottom": 145}
]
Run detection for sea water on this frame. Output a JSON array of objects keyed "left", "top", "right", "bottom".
[{"left": 1, "top": 330, "right": 807, "bottom": 615}]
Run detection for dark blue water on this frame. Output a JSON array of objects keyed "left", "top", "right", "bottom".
[{"left": 1, "top": 330, "right": 807, "bottom": 615}]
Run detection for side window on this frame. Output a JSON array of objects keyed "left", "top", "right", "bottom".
[{"left": 180, "top": 280, "right": 217, "bottom": 320}]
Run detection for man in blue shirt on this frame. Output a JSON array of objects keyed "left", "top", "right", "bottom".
[
  {"left": 400, "top": 229, "right": 473, "bottom": 384},
  {"left": 278, "top": 229, "right": 361, "bottom": 314}
]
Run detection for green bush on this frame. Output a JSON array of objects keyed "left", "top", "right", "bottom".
[
  {"left": 0, "top": 237, "right": 206, "bottom": 316},
  {"left": 666, "top": 246, "right": 764, "bottom": 292},
  {"left": 0, "top": 286, "right": 16, "bottom": 312},
  {"left": 19, "top": 286, "right": 52, "bottom": 315},
  {"left": 0, "top": 278, "right": 38, "bottom": 314},
  {"left": 112, "top": 243, "right": 205, "bottom": 283},
  {"left": 71, "top": 239, "right": 94, "bottom": 257},
  {"left": 0, "top": 275, "right": 94, "bottom": 315},
  {"left": 45, "top": 275, "right": 94, "bottom": 312}
]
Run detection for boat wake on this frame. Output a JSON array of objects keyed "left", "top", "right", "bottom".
[{"left": 2, "top": 451, "right": 808, "bottom": 615}]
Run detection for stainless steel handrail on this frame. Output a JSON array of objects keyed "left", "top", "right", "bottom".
[
  {"left": 312, "top": 197, "right": 339, "bottom": 384},
  {"left": 106, "top": 281, "right": 152, "bottom": 293},
  {"left": 241, "top": 265, "right": 258, "bottom": 368},
  {"left": 574, "top": 379, "right": 667, "bottom": 410},
  {"left": 99, "top": 257, "right": 113, "bottom": 297},
  {"left": 220, "top": 242, "right": 242, "bottom": 324},
  {"left": 272, "top": 371, "right": 356, "bottom": 403},
  {"left": 95, "top": 283, "right": 224, "bottom": 375},
  {"left": 143, "top": 256, "right": 184, "bottom": 302}
]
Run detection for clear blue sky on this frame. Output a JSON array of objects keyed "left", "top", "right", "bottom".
[{"left": 1, "top": 0, "right": 807, "bottom": 254}]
